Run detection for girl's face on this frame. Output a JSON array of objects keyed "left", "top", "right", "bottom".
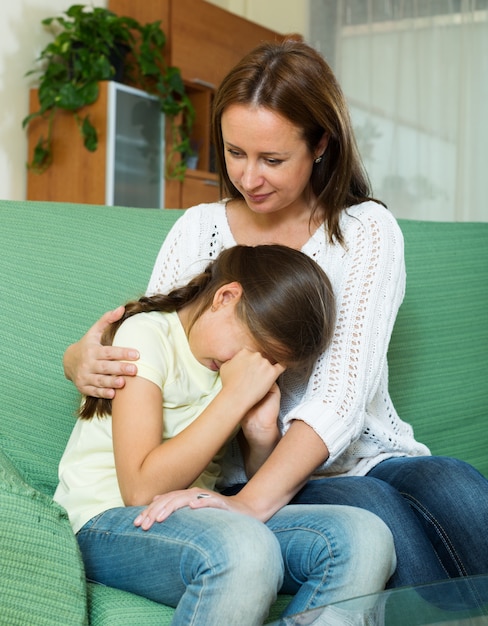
[
  {"left": 221, "top": 104, "right": 323, "bottom": 216},
  {"left": 185, "top": 283, "right": 261, "bottom": 371}
]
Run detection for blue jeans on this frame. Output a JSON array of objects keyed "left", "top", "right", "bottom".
[
  {"left": 77, "top": 504, "right": 395, "bottom": 625},
  {"left": 290, "top": 456, "right": 488, "bottom": 588}
]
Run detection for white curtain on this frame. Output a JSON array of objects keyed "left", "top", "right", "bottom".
[{"left": 328, "top": 0, "right": 488, "bottom": 222}]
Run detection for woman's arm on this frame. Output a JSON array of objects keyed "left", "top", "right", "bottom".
[
  {"left": 114, "top": 349, "right": 285, "bottom": 506},
  {"left": 279, "top": 205, "right": 406, "bottom": 464},
  {"left": 136, "top": 419, "right": 327, "bottom": 528},
  {"left": 229, "top": 420, "right": 328, "bottom": 520}
]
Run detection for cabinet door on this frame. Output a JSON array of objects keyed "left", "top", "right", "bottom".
[
  {"left": 27, "top": 82, "right": 166, "bottom": 208},
  {"left": 107, "top": 82, "right": 165, "bottom": 209}
]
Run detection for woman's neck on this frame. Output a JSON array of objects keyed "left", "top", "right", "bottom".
[{"left": 226, "top": 198, "right": 323, "bottom": 249}]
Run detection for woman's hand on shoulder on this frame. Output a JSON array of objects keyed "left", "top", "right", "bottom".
[{"left": 63, "top": 306, "right": 139, "bottom": 398}]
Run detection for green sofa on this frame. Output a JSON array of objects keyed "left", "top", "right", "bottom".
[{"left": 1, "top": 199, "right": 487, "bottom": 625}]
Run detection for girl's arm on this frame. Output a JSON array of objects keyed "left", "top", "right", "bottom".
[
  {"left": 238, "top": 382, "right": 282, "bottom": 478},
  {"left": 113, "top": 349, "right": 285, "bottom": 506}
]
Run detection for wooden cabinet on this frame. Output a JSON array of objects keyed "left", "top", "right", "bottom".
[
  {"left": 182, "top": 169, "right": 220, "bottom": 207},
  {"left": 109, "top": 0, "right": 283, "bottom": 208},
  {"left": 27, "top": 86, "right": 109, "bottom": 205},
  {"left": 27, "top": 0, "right": 282, "bottom": 208}
]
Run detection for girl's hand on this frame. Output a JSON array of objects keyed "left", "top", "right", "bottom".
[
  {"left": 240, "top": 383, "right": 281, "bottom": 477},
  {"left": 241, "top": 382, "right": 281, "bottom": 445},
  {"left": 219, "top": 349, "right": 285, "bottom": 414},
  {"left": 133, "top": 488, "right": 256, "bottom": 530},
  {"left": 63, "top": 306, "right": 139, "bottom": 398}
]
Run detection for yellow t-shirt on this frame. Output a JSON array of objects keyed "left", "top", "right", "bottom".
[{"left": 54, "top": 310, "right": 223, "bottom": 533}]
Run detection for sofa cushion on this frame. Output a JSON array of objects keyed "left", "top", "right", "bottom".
[
  {"left": 0, "top": 447, "right": 87, "bottom": 625},
  {"left": 86, "top": 580, "right": 291, "bottom": 625}
]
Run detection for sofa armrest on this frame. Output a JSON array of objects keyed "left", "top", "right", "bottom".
[{"left": 0, "top": 448, "right": 87, "bottom": 625}]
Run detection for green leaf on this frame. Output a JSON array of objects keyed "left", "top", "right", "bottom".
[
  {"left": 28, "top": 136, "right": 52, "bottom": 173},
  {"left": 80, "top": 115, "right": 97, "bottom": 151}
]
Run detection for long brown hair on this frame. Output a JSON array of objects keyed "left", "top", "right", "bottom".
[
  {"left": 212, "top": 39, "right": 379, "bottom": 244},
  {"left": 80, "top": 244, "right": 335, "bottom": 420}
]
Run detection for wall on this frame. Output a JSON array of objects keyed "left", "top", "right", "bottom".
[
  {"left": 0, "top": 0, "right": 106, "bottom": 202},
  {"left": 207, "top": 0, "right": 308, "bottom": 37}
]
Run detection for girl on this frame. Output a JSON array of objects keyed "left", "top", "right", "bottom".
[{"left": 55, "top": 244, "right": 395, "bottom": 626}]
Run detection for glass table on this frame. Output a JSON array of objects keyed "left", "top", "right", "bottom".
[{"left": 268, "top": 575, "right": 488, "bottom": 625}]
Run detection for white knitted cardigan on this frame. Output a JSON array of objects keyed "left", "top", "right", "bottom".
[{"left": 147, "top": 200, "right": 429, "bottom": 480}]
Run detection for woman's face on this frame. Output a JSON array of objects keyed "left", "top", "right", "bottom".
[{"left": 221, "top": 104, "right": 319, "bottom": 216}]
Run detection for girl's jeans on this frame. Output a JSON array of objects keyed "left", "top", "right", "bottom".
[
  {"left": 77, "top": 504, "right": 395, "bottom": 626},
  {"left": 291, "top": 456, "right": 488, "bottom": 588}
]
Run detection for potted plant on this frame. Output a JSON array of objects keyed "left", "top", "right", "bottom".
[{"left": 23, "top": 4, "right": 194, "bottom": 179}]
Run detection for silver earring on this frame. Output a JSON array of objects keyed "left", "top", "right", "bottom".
[{"left": 314, "top": 155, "right": 323, "bottom": 164}]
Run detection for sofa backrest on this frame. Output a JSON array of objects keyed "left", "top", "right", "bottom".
[
  {"left": 0, "top": 199, "right": 486, "bottom": 498},
  {"left": 0, "top": 200, "right": 184, "bottom": 495},
  {"left": 389, "top": 219, "right": 487, "bottom": 476}
]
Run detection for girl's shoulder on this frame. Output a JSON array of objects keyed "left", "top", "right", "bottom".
[{"left": 115, "top": 311, "right": 179, "bottom": 344}]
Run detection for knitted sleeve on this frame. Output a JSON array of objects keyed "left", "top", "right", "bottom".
[{"left": 279, "top": 203, "right": 406, "bottom": 467}]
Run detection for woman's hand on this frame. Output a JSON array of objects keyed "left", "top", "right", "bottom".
[
  {"left": 63, "top": 306, "right": 139, "bottom": 398},
  {"left": 133, "top": 488, "right": 256, "bottom": 530}
]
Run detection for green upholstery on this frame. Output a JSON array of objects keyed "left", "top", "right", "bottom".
[
  {"left": 0, "top": 199, "right": 486, "bottom": 623},
  {"left": 387, "top": 220, "right": 488, "bottom": 473},
  {"left": 0, "top": 449, "right": 87, "bottom": 625}
]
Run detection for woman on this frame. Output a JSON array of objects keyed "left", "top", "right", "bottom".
[{"left": 64, "top": 39, "right": 488, "bottom": 588}]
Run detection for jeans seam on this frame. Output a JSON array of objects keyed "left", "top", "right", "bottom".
[
  {"left": 271, "top": 526, "right": 334, "bottom": 612},
  {"left": 400, "top": 492, "right": 467, "bottom": 578}
]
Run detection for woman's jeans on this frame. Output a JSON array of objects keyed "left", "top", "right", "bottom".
[
  {"left": 291, "top": 456, "right": 488, "bottom": 589},
  {"left": 77, "top": 504, "right": 395, "bottom": 626}
]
